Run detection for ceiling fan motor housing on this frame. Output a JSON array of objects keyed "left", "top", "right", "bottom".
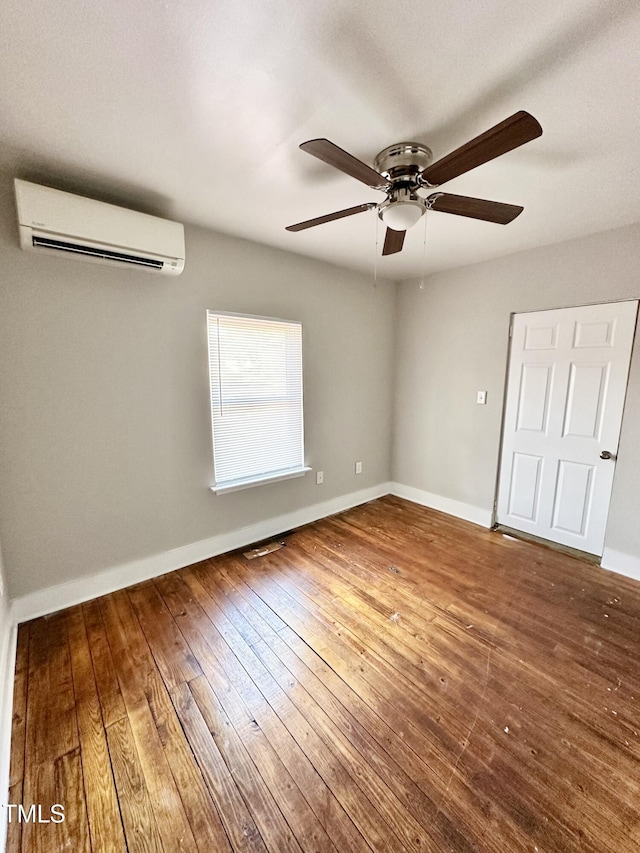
[
  {"left": 373, "top": 142, "right": 433, "bottom": 182},
  {"left": 374, "top": 142, "right": 434, "bottom": 230}
]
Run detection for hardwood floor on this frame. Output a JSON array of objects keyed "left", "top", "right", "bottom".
[{"left": 7, "top": 496, "right": 640, "bottom": 852}]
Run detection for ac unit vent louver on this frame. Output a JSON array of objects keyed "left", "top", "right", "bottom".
[{"left": 32, "top": 236, "right": 165, "bottom": 269}]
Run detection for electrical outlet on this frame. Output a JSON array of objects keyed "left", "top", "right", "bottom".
[
  {"left": 355, "top": 461, "right": 363, "bottom": 474},
  {"left": 316, "top": 470, "right": 324, "bottom": 484},
  {"left": 476, "top": 390, "right": 487, "bottom": 405}
]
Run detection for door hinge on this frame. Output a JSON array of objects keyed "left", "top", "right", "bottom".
[{"left": 508, "top": 322, "right": 513, "bottom": 338}]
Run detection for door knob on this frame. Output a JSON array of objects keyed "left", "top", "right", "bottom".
[{"left": 600, "top": 450, "right": 613, "bottom": 460}]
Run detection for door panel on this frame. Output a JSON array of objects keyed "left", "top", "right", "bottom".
[
  {"left": 551, "top": 460, "right": 594, "bottom": 536},
  {"left": 573, "top": 319, "right": 615, "bottom": 348},
  {"left": 516, "top": 364, "right": 553, "bottom": 432},
  {"left": 524, "top": 322, "right": 559, "bottom": 350},
  {"left": 497, "top": 301, "right": 638, "bottom": 555},
  {"left": 562, "top": 363, "right": 608, "bottom": 438},
  {"left": 508, "top": 453, "right": 543, "bottom": 521}
]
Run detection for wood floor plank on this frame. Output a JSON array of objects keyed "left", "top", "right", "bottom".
[
  {"left": 204, "top": 559, "right": 283, "bottom": 642},
  {"left": 25, "top": 613, "right": 78, "bottom": 766},
  {"left": 8, "top": 625, "right": 29, "bottom": 791},
  {"left": 53, "top": 747, "right": 92, "bottom": 853},
  {"left": 214, "top": 558, "right": 289, "bottom": 634},
  {"left": 167, "top": 681, "right": 267, "bottom": 853},
  {"left": 5, "top": 781, "right": 23, "bottom": 853},
  {"left": 20, "top": 748, "right": 91, "bottom": 853},
  {"left": 173, "top": 677, "right": 302, "bottom": 853},
  {"left": 20, "top": 761, "right": 57, "bottom": 853},
  {"left": 6, "top": 624, "right": 29, "bottom": 853},
  {"left": 127, "top": 581, "right": 203, "bottom": 688},
  {"left": 11, "top": 496, "right": 640, "bottom": 852},
  {"left": 98, "top": 592, "right": 157, "bottom": 703},
  {"left": 190, "top": 673, "right": 337, "bottom": 853},
  {"left": 20, "top": 613, "right": 86, "bottom": 853},
  {"left": 143, "top": 681, "right": 236, "bottom": 853},
  {"left": 100, "top": 591, "right": 201, "bottom": 853},
  {"left": 66, "top": 605, "right": 127, "bottom": 853},
  {"left": 106, "top": 716, "right": 166, "bottom": 853},
  {"left": 81, "top": 599, "right": 127, "bottom": 728}
]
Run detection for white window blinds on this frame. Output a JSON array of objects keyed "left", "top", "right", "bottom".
[{"left": 207, "top": 312, "right": 307, "bottom": 492}]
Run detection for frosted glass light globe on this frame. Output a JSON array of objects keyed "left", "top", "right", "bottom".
[{"left": 380, "top": 202, "right": 423, "bottom": 231}]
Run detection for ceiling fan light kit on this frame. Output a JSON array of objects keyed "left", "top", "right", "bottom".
[
  {"left": 379, "top": 188, "right": 425, "bottom": 231},
  {"left": 286, "top": 111, "right": 542, "bottom": 256}
]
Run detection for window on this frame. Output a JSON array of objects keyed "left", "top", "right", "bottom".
[{"left": 207, "top": 311, "right": 309, "bottom": 493}]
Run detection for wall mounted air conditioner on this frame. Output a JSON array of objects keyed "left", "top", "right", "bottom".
[{"left": 14, "top": 179, "right": 185, "bottom": 276}]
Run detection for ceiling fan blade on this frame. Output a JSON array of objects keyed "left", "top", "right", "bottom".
[
  {"left": 382, "top": 227, "right": 406, "bottom": 255},
  {"left": 286, "top": 203, "right": 376, "bottom": 232},
  {"left": 428, "top": 193, "right": 523, "bottom": 224},
  {"left": 300, "top": 139, "right": 391, "bottom": 190},
  {"left": 421, "top": 111, "right": 542, "bottom": 187}
]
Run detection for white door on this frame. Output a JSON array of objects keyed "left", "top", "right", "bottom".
[{"left": 496, "top": 300, "right": 638, "bottom": 555}]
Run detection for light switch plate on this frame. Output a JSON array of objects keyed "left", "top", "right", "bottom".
[{"left": 477, "top": 391, "right": 487, "bottom": 405}]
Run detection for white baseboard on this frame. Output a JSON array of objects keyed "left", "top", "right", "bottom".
[
  {"left": 0, "top": 619, "right": 17, "bottom": 853},
  {"left": 389, "top": 482, "right": 493, "bottom": 528},
  {"left": 601, "top": 547, "right": 640, "bottom": 583},
  {"left": 12, "top": 482, "right": 392, "bottom": 624}
]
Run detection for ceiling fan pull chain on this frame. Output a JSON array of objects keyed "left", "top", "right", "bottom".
[
  {"left": 373, "top": 211, "right": 379, "bottom": 288},
  {"left": 420, "top": 211, "right": 428, "bottom": 290}
]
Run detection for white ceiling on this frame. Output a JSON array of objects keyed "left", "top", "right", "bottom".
[{"left": 1, "top": 0, "right": 639, "bottom": 280}]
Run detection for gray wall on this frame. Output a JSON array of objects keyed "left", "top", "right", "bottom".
[
  {"left": 0, "top": 535, "right": 9, "bottom": 661},
  {"left": 0, "top": 177, "right": 395, "bottom": 598},
  {"left": 0, "top": 534, "right": 7, "bottom": 615},
  {"left": 392, "top": 223, "right": 640, "bottom": 559},
  {"left": 0, "top": 534, "right": 10, "bottom": 853}
]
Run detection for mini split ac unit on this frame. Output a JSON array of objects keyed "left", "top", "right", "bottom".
[{"left": 14, "top": 179, "right": 185, "bottom": 276}]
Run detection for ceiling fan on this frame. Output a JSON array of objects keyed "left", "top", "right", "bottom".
[{"left": 286, "top": 111, "right": 543, "bottom": 255}]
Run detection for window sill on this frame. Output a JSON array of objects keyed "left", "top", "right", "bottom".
[{"left": 210, "top": 466, "right": 312, "bottom": 495}]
